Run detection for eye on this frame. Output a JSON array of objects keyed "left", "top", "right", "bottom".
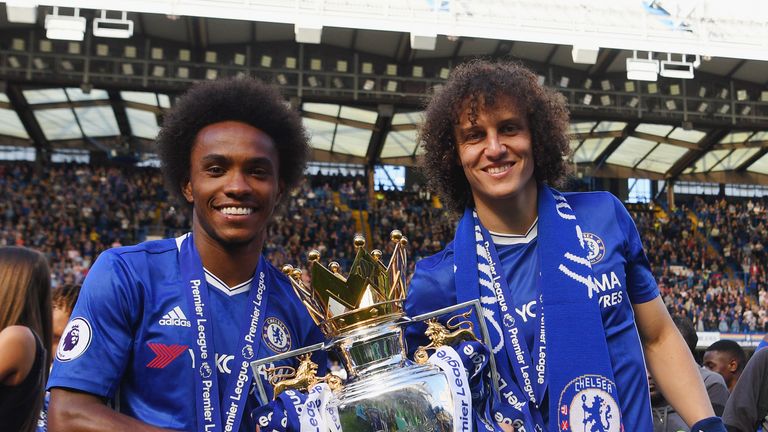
[
  {"left": 463, "top": 130, "right": 483, "bottom": 143},
  {"left": 205, "top": 165, "right": 225, "bottom": 175},
  {"left": 500, "top": 123, "right": 521, "bottom": 134}
]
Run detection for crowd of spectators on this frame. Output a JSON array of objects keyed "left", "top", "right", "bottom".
[
  {"left": 2, "top": 160, "right": 767, "bottom": 334},
  {"left": 632, "top": 197, "right": 768, "bottom": 333}
]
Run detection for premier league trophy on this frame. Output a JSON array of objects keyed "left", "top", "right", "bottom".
[{"left": 251, "top": 231, "right": 499, "bottom": 432}]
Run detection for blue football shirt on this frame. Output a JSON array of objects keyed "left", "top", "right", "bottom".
[{"left": 48, "top": 235, "right": 325, "bottom": 431}]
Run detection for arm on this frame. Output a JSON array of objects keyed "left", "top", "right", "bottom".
[
  {"left": 49, "top": 389, "right": 178, "bottom": 432},
  {"left": 722, "top": 348, "right": 768, "bottom": 432},
  {"left": 0, "top": 325, "right": 36, "bottom": 385},
  {"left": 634, "top": 297, "right": 714, "bottom": 426}
]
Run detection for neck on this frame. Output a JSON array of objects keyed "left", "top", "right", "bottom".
[
  {"left": 475, "top": 182, "right": 538, "bottom": 235},
  {"left": 193, "top": 232, "right": 264, "bottom": 287}
]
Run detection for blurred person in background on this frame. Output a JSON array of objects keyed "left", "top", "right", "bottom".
[
  {"left": 0, "top": 246, "right": 52, "bottom": 432},
  {"left": 704, "top": 340, "right": 747, "bottom": 392},
  {"left": 722, "top": 347, "right": 768, "bottom": 431}
]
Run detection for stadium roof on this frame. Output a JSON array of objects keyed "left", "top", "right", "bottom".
[{"left": 1, "top": 0, "right": 767, "bottom": 185}]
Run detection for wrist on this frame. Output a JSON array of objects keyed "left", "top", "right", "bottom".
[{"left": 690, "top": 416, "right": 726, "bottom": 432}]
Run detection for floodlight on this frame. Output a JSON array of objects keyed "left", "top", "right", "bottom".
[
  {"left": 234, "top": 53, "right": 246, "bottom": 66},
  {"left": 628, "top": 97, "right": 640, "bottom": 108},
  {"left": 124, "top": 46, "right": 137, "bottom": 58},
  {"left": 583, "top": 78, "right": 592, "bottom": 90},
  {"left": 179, "top": 49, "right": 191, "bottom": 62},
  {"left": 45, "top": 7, "right": 86, "bottom": 41},
  {"left": 624, "top": 81, "right": 636, "bottom": 92},
  {"left": 152, "top": 66, "right": 165, "bottom": 77},
  {"left": 659, "top": 54, "right": 699, "bottom": 79},
  {"left": 626, "top": 55, "right": 658, "bottom": 81},
  {"left": 151, "top": 47, "right": 163, "bottom": 60},
  {"left": 285, "top": 57, "right": 297, "bottom": 69},
  {"left": 363, "top": 79, "right": 375, "bottom": 91},
  {"left": 737, "top": 90, "right": 748, "bottom": 101},
  {"left": 410, "top": 32, "right": 437, "bottom": 51},
  {"left": 582, "top": 94, "right": 593, "bottom": 105},
  {"left": 386, "top": 81, "right": 398, "bottom": 92},
  {"left": 336, "top": 60, "right": 348, "bottom": 73},
  {"left": 60, "top": 60, "right": 74, "bottom": 71},
  {"left": 39, "top": 40, "right": 52, "bottom": 52},
  {"left": 177, "top": 67, "right": 189, "bottom": 79},
  {"left": 93, "top": 11, "right": 134, "bottom": 39},
  {"left": 386, "top": 64, "right": 397, "bottom": 76},
  {"left": 669, "top": 84, "right": 680, "bottom": 96},
  {"left": 572, "top": 46, "right": 599, "bottom": 64},
  {"left": 310, "top": 59, "right": 322, "bottom": 71},
  {"left": 7, "top": 56, "right": 21, "bottom": 68},
  {"left": 719, "top": 89, "right": 729, "bottom": 99},
  {"left": 295, "top": 24, "right": 322, "bottom": 44},
  {"left": 205, "top": 51, "right": 217, "bottom": 63},
  {"left": 205, "top": 69, "right": 218, "bottom": 80},
  {"left": 33, "top": 58, "right": 46, "bottom": 70},
  {"left": 697, "top": 102, "right": 708, "bottom": 113},
  {"left": 307, "top": 76, "right": 319, "bottom": 87},
  {"left": 96, "top": 44, "right": 109, "bottom": 56},
  {"left": 600, "top": 80, "right": 611, "bottom": 91},
  {"left": 647, "top": 83, "right": 658, "bottom": 94},
  {"left": 5, "top": 1, "right": 37, "bottom": 24},
  {"left": 718, "top": 104, "right": 730, "bottom": 114},
  {"left": 121, "top": 63, "right": 134, "bottom": 75},
  {"left": 276, "top": 74, "right": 288, "bottom": 85},
  {"left": 698, "top": 87, "right": 707, "bottom": 97},
  {"left": 761, "top": 91, "right": 768, "bottom": 102},
  {"left": 665, "top": 100, "right": 677, "bottom": 110},
  {"left": 412, "top": 66, "right": 423, "bottom": 78},
  {"left": 741, "top": 106, "right": 751, "bottom": 116},
  {"left": 11, "top": 38, "right": 25, "bottom": 51},
  {"left": 559, "top": 76, "right": 570, "bottom": 88},
  {"left": 536, "top": 75, "right": 546, "bottom": 86},
  {"left": 600, "top": 95, "right": 612, "bottom": 106},
  {"left": 332, "top": 77, "right": 344, "bottom": 89},
  {"left": 68, "top": 42, "right": 80, "bottom": 55},
  {"left": 260, "top": 56, "right": 272, "bottom": 68},
  {"left": 362, "top": 63, "right": 374, "bottom": 74},
  {"left": 439, "top": 67, "right": 450, "bottom": 79}
]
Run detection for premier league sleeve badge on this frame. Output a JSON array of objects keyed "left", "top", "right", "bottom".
[{"left": 557, "top": 374, "right": 622, "bottom": 432}]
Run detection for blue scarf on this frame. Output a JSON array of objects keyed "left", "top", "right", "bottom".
[
  {"left": 454, "top": 185, "right": 622, "bottom": 432},
  {"left": 179, "top": 233, "right": 271, "bottom": 432}
]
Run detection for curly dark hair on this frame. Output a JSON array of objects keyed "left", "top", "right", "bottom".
[
  {"left": 156, "top": 77, "right": 309, "bottom": 208},
  {"left": 419, "top": 59, "right": 572, "bottom": 214}
]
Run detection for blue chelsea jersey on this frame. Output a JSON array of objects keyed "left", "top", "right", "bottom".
[
  {"left": 405, "top": 191, "right": 659, "bottom": 431},
  {"left": 48, "top": 236, "right": 325, "bottom": 432}
]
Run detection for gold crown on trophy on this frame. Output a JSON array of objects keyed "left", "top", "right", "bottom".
[{"left": 281, "top": 230, "right": 409, "bottom": 337}]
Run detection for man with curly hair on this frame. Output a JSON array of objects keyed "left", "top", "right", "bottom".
[
  {"left": 405, "top": 59, "right": 724, "bottom": 432},
  {"left": 47, "top": 77, "right": 325, "bottom": 432}
]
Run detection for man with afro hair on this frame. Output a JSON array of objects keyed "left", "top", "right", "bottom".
[
  {"left": 405, "top": 59, "right": 725, "bottom": 432},
  {"left": 48, "top": 77, "right": 325, "bottom": 432}
]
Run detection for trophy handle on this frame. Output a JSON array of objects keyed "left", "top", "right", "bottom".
[
  {"left": 250, "top": 342, "right": 326, "bottom": 405},
  {"left": 409, "top": 299, "right": 501, "bottom": 395}
]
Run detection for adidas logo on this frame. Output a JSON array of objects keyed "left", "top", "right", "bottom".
[{"left": 159, "top": 306, "right": 191, "bottom": 327}]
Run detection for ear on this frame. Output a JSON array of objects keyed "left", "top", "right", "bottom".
[
  {"left": 276, "top": 180, "right": 285, "bottom": 203},
  {"left": 182, "top": 180, "right": 194, "bottom": 204},
  {"left": 729, "top": 359, "right": 739, "bottom": 373}
]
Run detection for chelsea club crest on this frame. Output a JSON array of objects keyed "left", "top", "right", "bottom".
[
  {"left": 582, "top": 233, "right": 605, "bottom": 265},
  {"left": 557, "top": 374, "right": 621, "bottom": 432},
  {"left": 262, "top": 317, "right": 291, "bottom": 353}
]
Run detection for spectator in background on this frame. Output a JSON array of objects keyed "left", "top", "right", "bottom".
[
  {"left": 0, "top": 246, "right": 52, "bottom": 432},
  {"left": 722, "top": 347, "right": 768, "bottom": 431},
  {"left": 50, "top": 284, "right": 81, "bottom": 362},
  {"left": 704, "top": 340, "right": 747, "bottom": 393}
]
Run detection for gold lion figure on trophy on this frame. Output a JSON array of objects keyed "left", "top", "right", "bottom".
[
  {"left": 266, "top": 354, "right": 343, "bottom": 398},
  {"left": 414, "top": 311, "right": 478, "bottom": 364}
]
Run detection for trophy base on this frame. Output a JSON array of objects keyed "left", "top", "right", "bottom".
[{"left": 333, "top": 361, "right": 456, "bottom": 432}]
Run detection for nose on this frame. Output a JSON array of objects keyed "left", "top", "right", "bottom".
[
  {"left": 485, "top": 130, "right": 507, "bottom": 159},
  {"left": 224, "top": 170, "right": 250, "bottom": 196}
]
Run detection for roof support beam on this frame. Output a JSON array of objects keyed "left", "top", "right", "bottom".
[
  {"left": 365, "top": 104, "right": 394, "bottom": 166},
  {"left": 665, "top": 129, "right": 730, "bottom": 181},
  {"left": 593, "top": 123, "right": 637, "bottom": 170},
  {"left": 108, "top": 89, "right": 133, "bottom": 142},
  {"left": 5, "top": 83, "right": 50, "bottom": 163}
]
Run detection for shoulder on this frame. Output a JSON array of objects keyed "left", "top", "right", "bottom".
[
  {"left": 102, "top": 237, "right": 179, "bottom": 262},
  {"left": 414, "top": 241, "right": 455, "bottom": 273},
  {"left": 563, "top": 190, "right": 622, "bottom": 210},
  {"left": 0, "top": 326, "right": 36, "bottom": 385},
  {"left": 406, "top": 243, "right": 457, "bottom": 313}
]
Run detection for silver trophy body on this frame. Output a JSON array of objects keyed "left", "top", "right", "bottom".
[{"left": 251, "top": 232, "right": 497, "bottom": 431}]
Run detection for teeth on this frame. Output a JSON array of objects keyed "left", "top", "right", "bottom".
[
  {"left": 220, "top": 207, "right": 253, "bottom": 215},
  {"left": 487, "top": 164, "right": 512, "bottom": 175}
]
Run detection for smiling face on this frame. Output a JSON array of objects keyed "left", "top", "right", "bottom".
[
  {"left": 183, "top": 121, "right": 282, "bottom": 251},
  {"left": 454, "top": 97, "right": 536, "bottom": 224}
]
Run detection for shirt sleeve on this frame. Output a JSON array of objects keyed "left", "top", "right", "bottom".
[
  {"left": 47, "top": 250, "right": 140, "bottom": 398},
  {"left": 723, "top": 348, "right": 768, "bottom": 431},
  {"left": 612, "top": 196, "right": 659, "bottom": 304}
]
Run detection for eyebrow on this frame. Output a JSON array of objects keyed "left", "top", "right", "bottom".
[{"left": 199, "top": 154, "right": 275, "bottom": 167}]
